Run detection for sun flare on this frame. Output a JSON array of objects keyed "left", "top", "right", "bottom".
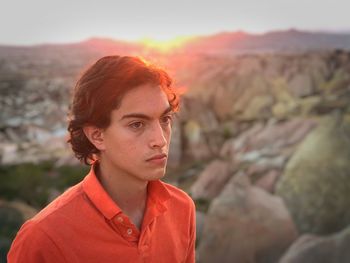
[{"left": 139, "top": 36, "right": 194, "bottom": 53}]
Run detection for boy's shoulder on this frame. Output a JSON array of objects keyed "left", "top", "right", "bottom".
[
  {"left": 27, "top": 182, "right": 85, "bottom": 226},
  {"left": 161, "top": 181, "right": 195, "bottom": 210},
  {"left": 7, "top": 182, "right": 87, "bottom": 262}
]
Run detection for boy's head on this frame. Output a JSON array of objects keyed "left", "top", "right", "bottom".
[{"left": 67, "top": 56, "right": 179, "bottom": 166}]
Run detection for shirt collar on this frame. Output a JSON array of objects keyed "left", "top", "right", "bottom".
[
  {"left": 82, "top": 162, "right": 172, "bottom": 220},
  {"left": 82, "top": 163, "right": 121, "bottom": 220},
  {"left": 147, "top": 178, "right": 171, "bottom": 208}
]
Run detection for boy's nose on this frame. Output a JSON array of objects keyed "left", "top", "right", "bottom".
[{"left": 149, "top": 122, "right": 167, "bottom": 149}]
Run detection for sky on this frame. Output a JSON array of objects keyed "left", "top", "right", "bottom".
[{"left": 1, "top": 0, "right": 349, "bottom": 45}]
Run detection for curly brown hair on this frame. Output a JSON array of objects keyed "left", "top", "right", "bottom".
[{"left": 67, "top": 56, "right": 179, "bottom": 165}]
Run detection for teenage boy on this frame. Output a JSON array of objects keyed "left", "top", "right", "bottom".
[{"left": 8, "top": 56, "right": 196, "bottom": 263}]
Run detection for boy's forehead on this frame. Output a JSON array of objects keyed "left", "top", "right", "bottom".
[{"left": 113, "top": 84, "right": 171, "bottom": 118}]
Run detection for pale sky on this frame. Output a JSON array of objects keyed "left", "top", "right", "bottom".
[{"left": 1, "top": 0, "right": 349, "bottom": 45}]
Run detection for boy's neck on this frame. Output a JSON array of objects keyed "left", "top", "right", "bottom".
[{"left": 95, "top": 159, "right": 148, "bottom": 229}]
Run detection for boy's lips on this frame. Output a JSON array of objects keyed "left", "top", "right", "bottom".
[
  {"left": 146, "top": 153, "right": 167, "bottom": 161},
  {"left": 146, "top": 154, "right": 168, "bottom": 165}
]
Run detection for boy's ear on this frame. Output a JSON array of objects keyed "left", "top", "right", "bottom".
[{"left": 83, "top": 126, "right": 106, "bottom": 151}]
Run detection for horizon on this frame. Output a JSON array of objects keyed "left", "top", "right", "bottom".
[{"left": 1, "top": 28, "right": 350, "bottom": 48}]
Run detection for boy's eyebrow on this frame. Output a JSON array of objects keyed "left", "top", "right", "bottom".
[{"left": 120, "top": 106, "right": 173, "bottom": 121}]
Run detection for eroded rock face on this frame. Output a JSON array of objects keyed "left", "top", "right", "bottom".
[
  {"left": 185, "top": 51, "right": 350, "bottom": 121},
  {"left": 183, "top": 119, "right": 212, "bottom": 161},
  {"left": 221, "top": 118, "right": 316, "bottom": 162},
  {"left": 288, "top": 73, "right": 314, "bottom": 98},
  {"left": 190, "top": 159, "right": 231, "bottom": 200},
  {"left": 219, "top": 118, "right": 317, "bottom": 193},
  {"left": 254, "top": 169, "right": 281, "bottom": 193},
  {"left": 276, "top": 116, "right": 350, "bottom": 235},
  {"left": 279, "top": 226, "right": 350, "bottom": 263},
  {"left": 197, "top": 173, "right": 298, "bottom": 263}
]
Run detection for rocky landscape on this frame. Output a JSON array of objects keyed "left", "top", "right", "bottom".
[
  {"left": 172, "top": 50, "right": 350, "bottom": 263},
  {"left": 1, "top": 32, "right": 350, "bottom": 262}
]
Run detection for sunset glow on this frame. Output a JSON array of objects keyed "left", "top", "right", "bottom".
[{"left": 139, "top": 36, "right": 195, "bottom": 53}]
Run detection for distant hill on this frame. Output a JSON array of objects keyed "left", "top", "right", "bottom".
[
  {"left": 182, "top": 29, "right": 350, "bottom": 54},
  {"left": 0, "top": 37, "right": 143, "bottom": 60},
  {"left": 1, "top": 29, "right": 350, "bottom": 57}
]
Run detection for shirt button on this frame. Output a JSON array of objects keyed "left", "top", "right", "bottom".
[
  {"left": 127, "top": 228, "right": 133, "bottom": 235},
  {"left": 117, "top": 216, "right": 123, "bottom": 222}
]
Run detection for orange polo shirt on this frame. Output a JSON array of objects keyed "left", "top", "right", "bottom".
[{"left": 8, "top": 164, "right": 196, "bottom": 263}]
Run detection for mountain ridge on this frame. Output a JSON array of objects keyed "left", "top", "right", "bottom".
[{"left": 1, "top": 29, "right": 350, "bottom": 56}]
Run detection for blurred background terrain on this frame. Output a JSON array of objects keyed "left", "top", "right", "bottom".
[{"left": 1, "top": 29, "right": 350, "bottom": 262}]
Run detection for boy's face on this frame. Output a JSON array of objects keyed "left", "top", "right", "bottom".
[{"left": 98, "top": 83, "right": 174, "bottom": 182}]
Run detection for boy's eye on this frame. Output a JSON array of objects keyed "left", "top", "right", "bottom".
[
  {"left": 129, "top": 122, "right": 144, "bottom": 129},
  {"left": 161, "top": 115, "right": 173, "bottom": 125}
]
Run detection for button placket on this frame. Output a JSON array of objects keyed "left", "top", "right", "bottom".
[
  {"left": 138, "top": 225, "right": 151, "bottom": 256},
  {"left": 112, "top": 214, "right": 140, "bottom": 243}
]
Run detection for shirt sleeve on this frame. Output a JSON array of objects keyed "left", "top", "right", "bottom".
[
  {"left": 7, "top": 221, "right": 67, "bottom": 263},
  {"left": 184, "top": 198, "right": 196, "bottom": 263}
]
